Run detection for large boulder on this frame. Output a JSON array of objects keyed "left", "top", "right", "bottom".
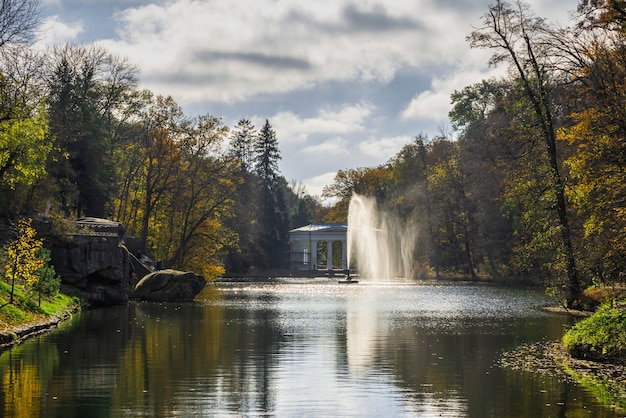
[{"left": 133, "top": 269, "right": 206, "bottom": 302}]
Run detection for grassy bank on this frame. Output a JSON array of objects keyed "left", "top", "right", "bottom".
[{"left": 0, "top": 280, "right": 79, "bottom": 338}]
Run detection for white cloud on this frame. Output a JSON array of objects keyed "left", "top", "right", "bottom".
[
  {"left": 96, "top": 0, "right": 488, "bottom": 106},
  {"left": 39, "top": 0, "right": 576, "bottom": 196},
  {"left": 402, "top": 89, "right": 450, "bottom": 122},
  {"left": 34, "top": 16, "right": 83, "bottom": 48},
  {"left": 359, "top": 135, "right": 412, "bottom": 159},
  {"left": 302, "top": 137, "right": 350, "bottom": 155},
  {"left": 303, "top": 171, "right": 339, "bottom": 200},
  {"left": 401, "top": 62, "right": 501, "bottom": 122},
  {"left": 267, "top": 102, "right": 374, "bottom": 144}
]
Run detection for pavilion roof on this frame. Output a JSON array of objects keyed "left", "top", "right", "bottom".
[{"left": 289, "top": 223, "right": 347, "bottom": 233}]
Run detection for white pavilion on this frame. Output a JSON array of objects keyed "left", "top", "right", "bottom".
[{"left": 288, "top": 223, "right": 347, "bottom": 272}]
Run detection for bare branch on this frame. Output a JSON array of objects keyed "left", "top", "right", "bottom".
[{"left": 0, "top": 0, "right": 42, "bottom": 48}]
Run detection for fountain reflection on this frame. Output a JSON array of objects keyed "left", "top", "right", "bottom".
[{"left": 0, "top": 283, "right": 615, "bottom": 418}]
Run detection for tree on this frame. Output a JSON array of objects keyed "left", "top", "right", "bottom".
[
  {"left": 286, "top": 180, "right": 318, "bottom": 228},
  {"left": 322, "top": 166, "right": 393, "bottom": 223},
  {"left": 0, "top": 46, "right": 51, "bottom": 216},
  {"left": 154, "top": 113, "right": 236, "bottom": 278},
  {"left": 0, "top": 0, "right": 41, "bottom": 48},
  {"left": 228, "top": 119, "right": 257, "bottom": 173},
  {"left": 469, "top": 0, "right": 581, "bottom": 305},
  {"left": 423, "top": 138, "right": 481, "bottom": 279},
  {"left": 252, "top": 119, "right": 289, "bottom": 268},
  {"left": 46, "top": 45, "right": 109, "bottom": 216},
  {"left": 30, "top": 247, "right": 61, "bottom": 306},
  {"left": 449, "top": 81, "right": 524, "bottom": 278},
  {"left": 387, "top": 136, "right": 437, "bottom": 275},
  {"left": 223, "top": 119, "right": 260, "bottom": 273},
  {"left": 0, "top": 105, "right": 50, "bottom": 187},
  {"left": 113, "top": 94, "right": 184, "bottom": 248},
  {"left": 46, "top": 44, "right": 139, "bottom": 217},
  {"left": 254, "top": 119, "right": 281, "bottom": 185},
  {"left": 449, "top": 81, "right": 500, "bottom": 134},
  {"left": 577, "top": 0, "right": 626, "bottom": 32},
  {"left": 2, "top": 218, "right": 44, "bottom": 304},
  {"left": 113, "top": 96, "right": 237, "bottom": 279},
  {"left": 0, "top": 46, "right": 47, "bottom": 121},
  {"left": 559, "top": 33, "right": 626, "bottom": 284}
]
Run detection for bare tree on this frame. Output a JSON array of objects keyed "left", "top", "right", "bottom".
[
  {"left": 0, "top": 0, "right": 42, "bottom": 48},
  {"left": 0, "top": 45, "right": 46, "bottom": 120}
]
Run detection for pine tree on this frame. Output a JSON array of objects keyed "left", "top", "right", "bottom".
[
  {"left": 228, "top": 119, "right": 257, "bottom": 173},
  {"left": 224, "top": 119, "right": 259, "bottom": 273},
  {"left": 251, "top": 119, "right": 289, "bottom": 268},
  {"left": 254, "top": 119, "right": 281, "bottom": 185}
]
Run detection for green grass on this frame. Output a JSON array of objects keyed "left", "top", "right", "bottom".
[
  {"left": 563, "top": 302, "right": 626, "bottom": 361},
  {"left": 0, "top": 279, "right": 78, "bottom": 332}
]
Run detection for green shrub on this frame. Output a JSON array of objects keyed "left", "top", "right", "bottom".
[{"left": 563, "top": 303, "right": 626, "bottom": 362}]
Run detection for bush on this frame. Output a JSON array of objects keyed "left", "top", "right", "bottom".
[{"left": 563, "top": 303, "right": 626, "bottom": 363}]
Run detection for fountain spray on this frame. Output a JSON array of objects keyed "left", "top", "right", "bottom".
[{"left": 347, "top": 194, "right": 416, "bottom": 281}]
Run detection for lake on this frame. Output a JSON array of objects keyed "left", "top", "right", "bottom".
[{"left": 0, "top": 280, "right": 623, "bottom": 417}]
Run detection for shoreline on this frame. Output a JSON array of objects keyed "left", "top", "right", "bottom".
[
  {"left": 499, "top": 340, "right": 626, "bottom": 411},
  {"left": 0, "top": 306, "right": 78, "bottom": 350}
]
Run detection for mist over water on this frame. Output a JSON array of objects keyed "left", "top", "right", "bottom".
[{"left": 347, "top": 194, "right": 417, "bottom": 280}]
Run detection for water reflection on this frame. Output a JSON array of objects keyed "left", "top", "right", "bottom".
[{"left": 0, "top": 281, "right": 622, "bottom": 417}]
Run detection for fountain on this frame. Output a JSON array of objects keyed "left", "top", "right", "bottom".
[{"left": 346, "top": 194, "right": 416, "bottom": 281}]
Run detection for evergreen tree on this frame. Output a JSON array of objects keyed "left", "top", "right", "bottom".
[
  {"left": 46, "top": 46, "right": 111, "bottom": 217},
  {"left": 46, "top": 45, "right": 139, "bottom": 218},
  {"left": 30, "top": 248, "right": 61, "bottom": 306},
  {"left": 228, "top": 119, "right": 257, "bottom": 173},
  {"left": 224, "top": 119, "right": 258, "bottom": 274},
  {"left": 254, "top": 119, "right": 281, "bottom": 185},
  {"left": 252, "top": 119, "right": 289, "bottom": 269}
]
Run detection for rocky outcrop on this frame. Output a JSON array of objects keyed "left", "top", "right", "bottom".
[
  {"left": 26, "top": 217, "right": 206, "bottom": 306},
  {"left": 47, "top": 234, "right": 136, "bottom": 306},
  {"left": 133, "top": 269, "right": 206, "bottom": 302},
  {"left": 33, "top": 217, "right": 145, "bottom": 307}
]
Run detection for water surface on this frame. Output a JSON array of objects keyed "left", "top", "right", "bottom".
[{"left": 0, "top": 281, "right": 622, "bottom": 417}]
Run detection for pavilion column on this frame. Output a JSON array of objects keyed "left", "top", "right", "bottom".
[
  {"left": 341, "top": 240, "right": 347, "bottom": 270},
  {"left": 327, "top": 240, "right": 333, "bottom": 271},
  {"left": 311, "top": 240, "right": 318, "bottom": 270}
]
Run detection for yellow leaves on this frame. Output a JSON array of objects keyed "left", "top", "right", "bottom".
[
  {"left": 0, "top": 106, "right": 51, "bottom": 188},
  {"left": 4, "top": 218, "right": 44, "bottom": 286}
]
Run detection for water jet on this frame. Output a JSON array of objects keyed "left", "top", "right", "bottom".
[{"left": 347, "top": 194, "right": 416, "bottom": 281}]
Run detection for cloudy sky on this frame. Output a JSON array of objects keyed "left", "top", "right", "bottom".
[{"left": 38, "top": 0, "right": 577, "bottom": 199}]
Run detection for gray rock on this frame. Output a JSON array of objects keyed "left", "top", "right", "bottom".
[
  {"left": 47, "top": 234, "right": 137, "bottom": 306},
  {"left": 32, "top": 217, "right": 142, "bottom": 307},
  {"left": 133, "top": 269, "right": 206, "bottom": 302}
]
